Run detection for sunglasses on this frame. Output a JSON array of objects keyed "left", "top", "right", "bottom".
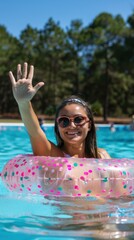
[{"left": 57, "top": 115, "right": 89, "bottom": 128}]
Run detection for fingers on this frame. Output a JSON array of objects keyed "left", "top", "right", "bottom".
[
  {"left": 34, "top": 82, "right": 45, "bottom": 92},
  {"left": 17, "top": 64, "right": 22, "bottom": 80},
  {"left": 8, "top": 71, "right": 16, "bottom": 86},
  {"left": 28, "top": 65, "right": 34, "bottom": 79},
  {"left": 22, "top": 62, "right": 28, "bottom": 78},
  {"left": 17, "top": 63, "right": 33, "bottom": 80}
]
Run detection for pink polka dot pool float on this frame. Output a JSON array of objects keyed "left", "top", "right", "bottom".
[{"left": 1, "top": 154, "right": 134, "bottom": 198}]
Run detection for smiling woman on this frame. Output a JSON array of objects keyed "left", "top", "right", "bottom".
[
  {"left": 55, "top": 103, "right": 92, "bottom": 157},
  {"left": 54, "top": 96, "right": 111, "bottom": 159},
  {"left": 8, "top": 62, "right": 110, "bottom": 159}
]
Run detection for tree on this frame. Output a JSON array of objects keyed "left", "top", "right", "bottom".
[
  {"left": 83, "top": 13, "right": 127, "bottom": 121},
  {"left": 66, "top": 20, "right": 86, "bottom": 94},
  {"left": 19, "top": 25, "right": 40, "bottom": 63},
  {"left": 0, "top": 25, "right": 20, "bottom": 113},
  {"left": 33, "top": 18, "right": 68, "bottom": 114}
]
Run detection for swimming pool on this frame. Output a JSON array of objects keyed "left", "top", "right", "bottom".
[{"left": 0, "top": 124, "right": 134, "bottom": 239}]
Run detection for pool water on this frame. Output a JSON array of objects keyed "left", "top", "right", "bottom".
[{"left": 0, "top": 124, "right": 134, "bottom": 239}]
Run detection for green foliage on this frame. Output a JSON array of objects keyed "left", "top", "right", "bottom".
[
  {"left": 0, "top": 12, "right": 134, "bottom": 120},
  {"left": 91, "top": 101, "right": 103, "bottom": 116}
]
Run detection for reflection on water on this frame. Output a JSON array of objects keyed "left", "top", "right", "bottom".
[
  {"left": 0, "top": 125, "right": 134, "bottom": 239},
  {"left": 1, "top": 193, "right": 134, "bottom": 239}
]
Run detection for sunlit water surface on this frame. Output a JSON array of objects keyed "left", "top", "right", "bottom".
[{"left": 0, "top": 124, "right": 134, "bottom": 240}]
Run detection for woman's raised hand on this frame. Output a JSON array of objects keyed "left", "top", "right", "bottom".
[{"left": 9, "top": 62, "right": 44, "bottom": 104}]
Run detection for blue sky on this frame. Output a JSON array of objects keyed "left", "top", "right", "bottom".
[{"left": 0, "top": 0, "right": 134, "bottom": 38}]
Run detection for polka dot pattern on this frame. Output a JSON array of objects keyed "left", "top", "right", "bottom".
[{"left": 1, "top": 154, "right": 134, "bottom": 198}]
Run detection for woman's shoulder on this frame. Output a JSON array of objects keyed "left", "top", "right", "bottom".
[{"left": 97, "top": 148, "right": 111, "bottom": 159}]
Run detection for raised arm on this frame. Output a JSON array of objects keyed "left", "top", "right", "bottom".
[{"left": 9, "top": 62, "right": 61, "bottom": 156}]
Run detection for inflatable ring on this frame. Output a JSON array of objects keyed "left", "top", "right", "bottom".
[{"left": 1, "top": 154, "right": 134, "bottom": 198}]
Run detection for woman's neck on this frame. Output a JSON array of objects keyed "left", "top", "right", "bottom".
[{"left": 62, "top": 143, "right": 85, "bottom": 158}]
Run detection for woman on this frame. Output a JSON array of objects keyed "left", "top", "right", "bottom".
[
  {"left": 9, "top": 62, "right": 110, "bottom": 159},
  {"left": 8, "top": 63, "right": 131, "bottom": 198}
]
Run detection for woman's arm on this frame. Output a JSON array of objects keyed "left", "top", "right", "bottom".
[
  {"left": 18, "top": 101, "right": 52, "bottom": 155},
  {"left": 9, "top": 62, "right": 62, "bottom": 156}
]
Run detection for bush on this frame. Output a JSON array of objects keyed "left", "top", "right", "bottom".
[{"left": 91, "top": 101, "right": 103, "bottom": 116}]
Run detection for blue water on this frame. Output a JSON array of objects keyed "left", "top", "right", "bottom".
[{"left": 0, "top": 124, "right": 134, "bottom": 239}]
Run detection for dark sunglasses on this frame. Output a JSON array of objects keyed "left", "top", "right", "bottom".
[{"left": 57, "top": 115, "right": 89, "bottom": 128}]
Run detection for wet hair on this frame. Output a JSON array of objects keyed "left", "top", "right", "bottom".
[{"left": 54, "top": 96, "right": 99, "bottom": 158}]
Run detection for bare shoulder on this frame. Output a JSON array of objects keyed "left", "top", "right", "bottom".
[{"left": 97, "top": 148, "right": 111, "bottom": 159}]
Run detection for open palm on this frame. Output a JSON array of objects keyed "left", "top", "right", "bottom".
[{"left": 9, "top": 62, "right": 44, "bottom": 104}]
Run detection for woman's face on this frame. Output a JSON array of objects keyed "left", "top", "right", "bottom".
[{"left": 57, "top": 104, "right": 90, "bottom": 145}]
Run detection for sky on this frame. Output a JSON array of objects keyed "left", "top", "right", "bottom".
[{"left": 0, "top": 0, "right": 134, "bottom": 38}]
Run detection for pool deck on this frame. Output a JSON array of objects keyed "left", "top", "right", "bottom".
[{"left": 94, "top": 117, "right": 131, "bottom": 124}]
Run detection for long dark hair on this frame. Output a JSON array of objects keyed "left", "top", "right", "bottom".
[{"left": 54, "top": 96, "right": 99, "bottom": 158}]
